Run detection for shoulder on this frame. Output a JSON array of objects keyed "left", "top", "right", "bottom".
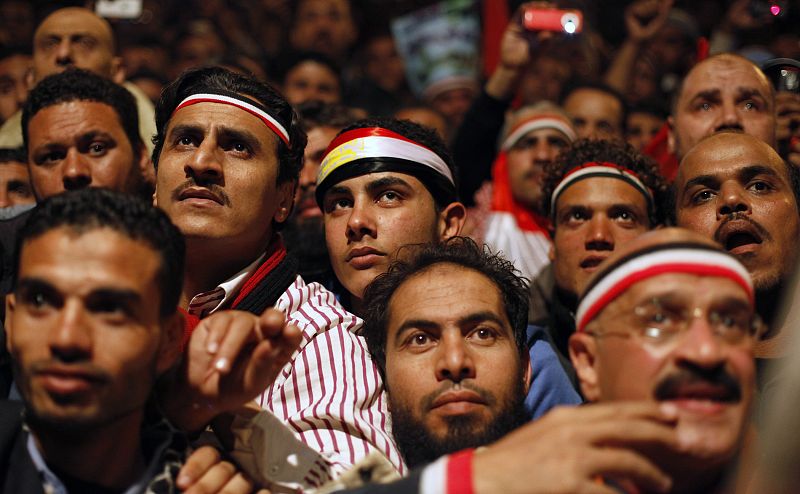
[{"left": 277, "top": 276, "right": 363, "bottom": 340}]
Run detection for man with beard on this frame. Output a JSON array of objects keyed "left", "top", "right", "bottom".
[
  {"left": 673, "top": 132, "right": 800, "bottom": 378},
  {"left": 284, "top": 101, "right": 360, "bottom": 286},
  {"left": 339, "top": 228, "right": 756, "bottom": 492}
]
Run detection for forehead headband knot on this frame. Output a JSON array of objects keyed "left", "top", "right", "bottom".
[
  {"left": 173, "top": 90, "right": 291, "bottom": 147},
  {"left": 575, "top": 243, "right": 754, "bottom": 333},
  {"left": 501, "top": 114, "right": 577, "bottom": 151},
  {"left": 550, "top": 162, "right": 654, "bottom": 219},
  {"left": 315, "top": 127, "right": 457, "bottom": 207}
]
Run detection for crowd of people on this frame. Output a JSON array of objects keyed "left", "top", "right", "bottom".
[{"left": 0, "top": 0, "right": 799, "bottom": 493}]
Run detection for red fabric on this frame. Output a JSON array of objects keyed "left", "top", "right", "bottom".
[
  {"left": 323, "top": 126, "right": 437, "bottom": 157},
  {"left": 696, "top": 36, "right": 709, "bottom": 62},
  {"left": 490, "top": 151, "right": 550, "bottom": 233},
  {"left": 446, "top": 449, "right": 475, "bottom": 494},
  {"left": 179, "top": 307, "right": 200, "bottom": 349},
  {"left": 482, "top": 0, "right": 510, "bottom": 77},
  {"left": 643, "top": 123, "right": 679, "bottom": 182}
]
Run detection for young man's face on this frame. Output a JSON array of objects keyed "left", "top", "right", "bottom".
[
  {"left": 552, "top": 178, "right": 651, "bottom": 297},
  {"left": 0, "top": 160, "right": 34, "bottom": 207},
  {"left": 26, "top": 100, "right": 145, "bottom": 200},
  {"left": 322, "top": 171, "right": 443, "bottom": 302},
  {"left": 384, "top": 264, "right": 528, "bottom": 467},
  {"left": 506, "top": 128, "right": 570, "bottom": 211},
  {"left": 563, "top": 88, "right": 624, "bottom": 141},
  {"left": 155, "top": 101, "right": 294, "bottom": 256},
  {"left": 5, "top": 227, "right": 176, "bottom": 431},
  {"left": 572, "top": 272, "right": 756, "bottom": 465},
  {"left": 675, "top": 133, "right": 799, "bottom": 291}
]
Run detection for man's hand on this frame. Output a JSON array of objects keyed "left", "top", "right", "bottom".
[
  {"left": 165, "top": 308, "right": 302, "bottom": 431},
  {"left": 624, "top": 0, "right": 673, "bottom": 44},
  {"left": 472, "top": 402, "right": 686, "bottom": 494},
  {"left": 720, "top": 0, "right": 774, "bottom": 33},
  {"left": 178, "top": 445, "right": 270, "bottom": 494}
]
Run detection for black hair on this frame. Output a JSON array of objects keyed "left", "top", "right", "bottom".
[
  {"left": 277, "top": 51, "right": 342, "bottom": 87},
  {"left": 0, "top": 147, "right": 27, "bottom": 164},
  {"left": 21, "top": 68, "right": 143, "bottom": 164},
  {"left": 318, "top": 117, "right": 458, "bottom": 209},
  {"left": 297, "top": 100, "right": 361, "bottom": 132},
  {"left": 152, "top": 66, "right": 306, "bottom": 186},
  {"left": 559, "top": 80, "right": 629, "bottom": 133},
  {"left": 542, "top": 138, "right": 669, "bottom": 227},
  {"left": 361, "top": 237, "right": 530, "bottom": 379},
  {"left": 14, "top": 188, "right": 184, "bottom": 318},
  {"left": 0, "top": 45, "right": 32, "bottom": 60},
  {"left": 627, "top": 99, "right": 669, "bottom": 121}
]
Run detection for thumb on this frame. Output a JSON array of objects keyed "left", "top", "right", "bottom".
[{"left": 258, "top": 308, "right": 287, "bottom": 339}]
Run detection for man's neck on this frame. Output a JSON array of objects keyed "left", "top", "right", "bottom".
[
  {"left": 31, "top": 411, "right": 146, "bottom": 491},
  {"left": 756, "top": 281, "right": 785, "bottom": 339}
]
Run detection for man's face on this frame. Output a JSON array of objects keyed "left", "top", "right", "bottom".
[
  {"left": 675, "top": 134, "right": 799, "bottom": 291},
  {"left": 296, "top": 125, "right": 339, "bottom": 219},
  {"left": 5, "top": 227, "right": 174, "bottom": 431},
  {"left": 579, "top": 273, "right": 755, "bottom": 463},
  {"left": 506, "top": 128, "right": 570, "bottom": 210},
  {"left": 385, "top": 264, "right": 528, "bottom": 468},
  {"left": 552, "top": 178, "right": 651, "bottom": 297},
  {"left": 563, "top": 88, "right": 624, "bottom": 141},
  {"left": 430, "top": 87, "right": 474, "bottom": 131},
  {"left": 669, "top": 57, "right": 775, "bottom": 159},
  {"left": 27, "top": 101, "right": 143, "bottom": 200},
  {"left": 155, "top": 101, "right": 294, "bottom": 256},
  {"left": 626, "top": 112, "right": 664, "bottom": 151},
  {"left": 322, "top": 171, "right": 441, "bottom": 301},
  {"left": 290, "top": 0, "right": 356, "bottom": 60},
  {"left": 283, "top": 61, "right": 341, "bottom": 105},
  {"left": 0, "top": 53, "right": 30, "bottom": 122},
  {"left": 32, "top": 8, "right": 120, "bottom": 83},
  {"left": 0, "top": 160, "right": 34, "bottom": 207}
]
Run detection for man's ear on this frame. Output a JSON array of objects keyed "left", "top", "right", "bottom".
[
  {"left": 5, "top": 294, "right": 15, "bottom": 354},
  {"left": 437, "top": 201, "right": 467, "bottom": 240},
  {"left": 667, "top": 116, "right": 676, "bottom": 155},
  {"left": 569, "top": 332, "right": 601, "bottom": 402},
  {"left": 522, "top": 349, "right": 532, "bottom": 390},
  {"left": 273, "top": 180, "right": 297, "bottom": 224},
  {"left": 548, "top": 242, "right": 556, "bottom": 263},
  {"left": 156, "top": 311, "right": 185, "bottom": 374},
  {"left": 110, "top": 56, "right": 125, "bottom": 84},
  {"left": 137, "top": 143, "right": 156, "bottom": 191}
]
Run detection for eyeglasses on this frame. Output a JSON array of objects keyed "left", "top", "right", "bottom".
[{"left": 586, "top": 297, "right": 764, "bottom": 347}]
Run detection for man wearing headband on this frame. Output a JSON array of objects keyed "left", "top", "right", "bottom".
[
  {"left": 674, "top": 132, "right": 800, "bottom": 364},
  {"left": 152, "top": 67, "right": 403, "bottom": 488},
  {"left": 317, "top": 117, "right": 467, "bottom": 315},
  {"left": 533, "top": 139, "right": 668, "bottom": 370}
]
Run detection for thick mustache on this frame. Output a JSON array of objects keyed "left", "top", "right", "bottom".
[
  {"left": 654, "top": 366, "right": 741, "bottom": 403},
  {"left": 421, "top": 381, "right": 496, "bottom": 411},
  {"left": 172, "top": 180, "right": 231, "bottom": 206},
  {"left": 30, "top": 359, "right": 112, "bottom": 384},
  {"left": 713, "top": 213, "right": 771, "bottom": 244}
]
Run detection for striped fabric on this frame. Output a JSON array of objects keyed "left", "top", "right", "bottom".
[
  {"left": 483, "top": 211, "right": 552, "bottom": 282},
  {"left": 256, "top": 276, "right": 405, "bottom": 485},
  {"left": 187, "top": 287, "right": 225, "bottom": 318}
]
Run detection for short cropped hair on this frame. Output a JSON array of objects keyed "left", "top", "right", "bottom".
[
  {"left": 542, "top": 138, "right": 669, "bottom": 226},
  {"left": 0, "top": 147, "right": 27, "bottom": 164},
  {"left": 559, "top": 80, "right": 629, "bottom": 132},
  {"left": 21, "top": 68, "right": 142, "bottom": 162},
  {"left": 152, "top": 66, "right": 306, "bottom": 185},
  {"left": 297, "top": 100, "right": 361, "bottom": 132},
  {"left": 14, "top": 188, "right": 185, "bottom": 318},
  {"left": 362, "top": 237, "right": 530, "bottom": 379}
]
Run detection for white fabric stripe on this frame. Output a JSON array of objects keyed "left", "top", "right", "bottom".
[
  {"left": 318, "top": 135, "right": 455, "bottom": 186},
  {"left": 483, "top": 212, "right": 551, "bottom": 281},
  {"left": 177, "top": 93, "right": 290, "bottom": 144},
  {"left": 420, "top": 456, "right": 449, "bottom": 494},
  {"left": 576, "top": 249, "right": 753, "bottom": 330},
  {"left": 501, "top": 118, "right": 577, "bottom": 150},
  {"left": 550, "top": 165, "right": 652, "bottom": 214}
]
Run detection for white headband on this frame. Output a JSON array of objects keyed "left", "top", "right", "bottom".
[
  {"left": 576, "top": 247, "right": 754, "bottom": 332},
  {"left": 550, "top": 163, "right": 653, "bottom": 216},
  {"left": 501, "top": 115, "right": 577, "bottom": 151}
]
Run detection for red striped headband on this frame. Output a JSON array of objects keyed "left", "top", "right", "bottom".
[
  {"left": 501, "top": 114, "right": 577, "bottom": 151},
  {"left": 575, "top": 244, "right": 754, "bottom": 332},
  {"left": 550, "top": 162, "right": 653, "bottom": 218},
  {"left": 173, "top": 92, "right": 291, "bottom": 147}
]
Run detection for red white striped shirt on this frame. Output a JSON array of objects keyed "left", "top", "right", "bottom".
[{"left": 256, "top": 276, "right": 406, "bottom": 485}]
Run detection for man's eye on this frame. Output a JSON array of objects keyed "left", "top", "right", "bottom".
[
  {"left": 89, "top": 142, "right": 107, "bottom": 155},
  {"left": 409, "top": 333, "right": 432, "bottom": 346},
  {"left": 176, "top": 136, "right": 196, "bottom": 147},
  {"left": 232, "top": 142, "right": 249, "bottom": 153},
  {"left": 691, "top": 189, "right": 715, "bottom": 204},
  {"left": 38, "top": 151, "right": 65, "bottom": 165},
  {"left": 749, "top": 181, "right": 771, "bottom": 192},
  {"left": 471, "top": 327, "right": 497, "bottom": 342},
  {"left": 9, "top": 183, "right": 32, "bottom": 197},
  {"left": 699, "top": 102, "right": 712, "bottom": 111},
  {"left": 22, "top": 291, "right": 53, "bottom": 310}
]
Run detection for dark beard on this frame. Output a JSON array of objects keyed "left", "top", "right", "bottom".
[
  {"left": 390, "top": 379, "right": 529, "bottom": 469},
  {"left": 283, "top": 215, "right": 333, "bottom": 285}
]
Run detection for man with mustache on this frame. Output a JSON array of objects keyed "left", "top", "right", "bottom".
[
  {"left": 673, "top": 132, "right": 800, "bottom": 367},
  {"left": 340, "top": 228, "right": 756, "bottom": 493},
  {"left": 151, "top": 66, "right": 403, "bottom": 489}
]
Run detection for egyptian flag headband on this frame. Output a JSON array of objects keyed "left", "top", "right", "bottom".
[
  {"left": 575, "top": 242, "right": 754, "bottom": 333},
  {"left": 550, "top": 162, "right": 654, "bottom": 219},
  {"left": 315, "top": 127, "right": 457, "bottom": 207},
  {"left": 501, "top": 114, "right": 577, "bottom": 151},
  {"left": 173, "top": 89, "right": 291, "bottom": 147}
]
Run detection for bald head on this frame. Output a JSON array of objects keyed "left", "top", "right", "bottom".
[
  {"left": 32, "top": 7, "right": 122, "bottom": 83},
  {"left": 669, "top": 53, "right": 775, "bottom": 159}
]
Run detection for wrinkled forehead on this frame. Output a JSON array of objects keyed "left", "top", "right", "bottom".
[
  {"left": 677, "top": 135, "right": 786, "bottom": 185},
  {"left": 36, "top": 10, "right": 114, "bottom": 45},
  {"left": 681, "top": 58, "right": 771, "bottom": 100}
]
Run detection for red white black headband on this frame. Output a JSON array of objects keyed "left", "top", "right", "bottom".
[
  {"left": 575, "top": 243, "right": 754, "bottom": 332},
  {"left": 501, "top": 114, "right": 577, "bottom": 151},
  {"left": 315, "top": 127, "right": 457, "bottom": 206},
  {"left": 550, "top": 162, "right": 653, "bottom": 218},
  {"left": 173, "top": 91, "right": 291, "bottom": 147}
]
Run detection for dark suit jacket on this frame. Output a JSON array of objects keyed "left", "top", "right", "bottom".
[{"left": 0, "top": 401, "right": 45, "bottom": 494}]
